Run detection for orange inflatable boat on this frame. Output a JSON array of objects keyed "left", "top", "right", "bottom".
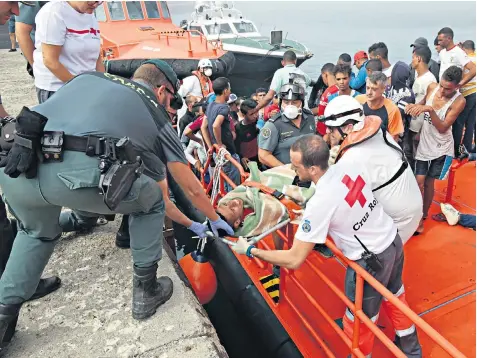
[
  {"left": 181, "top": 146, "right": 475, "bottom": 358},
  {"left": 94, "top": 1, "right": 235, "bottom": 80}
]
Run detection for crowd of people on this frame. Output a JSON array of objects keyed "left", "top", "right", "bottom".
[{"left": 0, "top": 1, "right": 475, "bottom": 356}]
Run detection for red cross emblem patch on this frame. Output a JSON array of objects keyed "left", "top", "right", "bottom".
[{"left": 342, "top": 175, "right": 367, "bottom": 208}]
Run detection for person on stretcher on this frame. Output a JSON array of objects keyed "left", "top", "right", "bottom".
[{"left": 215, "top": 161, "right": 315, "bottom": 238}]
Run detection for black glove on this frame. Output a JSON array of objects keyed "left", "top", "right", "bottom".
[{"left": 0, "top": 107, "right": 48, "bottom": 179}]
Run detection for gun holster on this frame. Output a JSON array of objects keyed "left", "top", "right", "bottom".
[{"left": 98, "top": 137, "right": 144, "bottom": 211}]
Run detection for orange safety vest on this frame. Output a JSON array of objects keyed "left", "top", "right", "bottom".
[
  {"left": 192, "top": 71, "right": 213, "bottom": 98},
  {"left": 335, "top": 115, "right": 382, "bottom": 164}
]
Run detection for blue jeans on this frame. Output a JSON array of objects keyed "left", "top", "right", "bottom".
[
  {"left": 459, "top": 214, "right": 476, "bottom": 230},
  {"left": 453, "top": 93, "right": 476, "bottom": 153}
]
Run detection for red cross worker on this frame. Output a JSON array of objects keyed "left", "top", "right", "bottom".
[{"left": 232, "top": 135, "right": 422, "bottom": 357}]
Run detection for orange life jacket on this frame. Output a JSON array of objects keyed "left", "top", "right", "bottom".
[
  {"left": 192, "top": 71, "right": 213, "bottom": 98},
  {"left": 335, "top": 115, "right": 382, "bottom": 163}
]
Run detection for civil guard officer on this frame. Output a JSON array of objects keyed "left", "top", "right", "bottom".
[
  {"left": 0, "top": 60, "right": 234, "bottom": 350},
  {"left": 258, "top": 83, "right": 316, "bottom": 168}
]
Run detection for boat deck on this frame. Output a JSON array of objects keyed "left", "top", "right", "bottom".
[{"left": 233, "top": 161, "right": 476, "bottom": 357}]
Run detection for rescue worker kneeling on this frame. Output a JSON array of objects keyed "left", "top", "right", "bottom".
[
  {"left": 232, "top": 135, "right": 422, "bottom": 357},
  {"left": 0, "top": 60, "right": 234, "bottom": 350},
  {"left": 324, "top": 96, "right": 423, "bottom": 244}
]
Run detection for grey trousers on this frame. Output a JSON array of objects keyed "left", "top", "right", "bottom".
[
  {"left": 0, "top": 151, "right": 165, "bottom": 304},
  {"left": 35, "top": 87, "right": 55, "bottom": 104}
]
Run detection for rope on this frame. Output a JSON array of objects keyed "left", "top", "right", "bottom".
[{"left": 210, "top": 147, "right": 230, "bottom": 204}]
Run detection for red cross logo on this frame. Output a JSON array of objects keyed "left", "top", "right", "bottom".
[{"left": 342, "top": 175, "right": 367, "bottom": 208}]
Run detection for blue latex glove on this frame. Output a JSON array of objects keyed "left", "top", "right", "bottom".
[
  {"left": 188, "top": 221, "right": 208, "bottom": 239},
  {"left": 210, "top": 217, "right": 234, "bottom": 237}
]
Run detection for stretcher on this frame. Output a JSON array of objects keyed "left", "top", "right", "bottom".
[{"left": 184, "top": 144, "right": 474, "bottom": 358}]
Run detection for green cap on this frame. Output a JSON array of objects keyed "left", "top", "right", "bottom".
[
  {"left": 19, "top": 1, "right": 36, "bottom": 6},
  {"left": 143, "top": 59, "right": 180, "bottom": 93}
]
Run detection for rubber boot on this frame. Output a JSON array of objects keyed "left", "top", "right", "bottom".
[
  {"left": 0, "top": 303, "right": 21, "bottom": 351},
  {"left": 115, "top": 215, "right": 131, "bottom": 249},
  {"left": 132, "top": 263, "right": 173, "bottom": 320}
]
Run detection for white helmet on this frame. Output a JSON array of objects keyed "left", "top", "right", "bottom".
[
  {"left": 324, "top": 95, "right": 364, "bottom": 127},
  {"left": 198, "top": 58, "right": 213, "bottom": 69}
]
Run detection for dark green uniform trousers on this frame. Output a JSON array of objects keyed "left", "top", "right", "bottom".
[{"left": 0, "top": 151, "right": 164, "bottom": 305}]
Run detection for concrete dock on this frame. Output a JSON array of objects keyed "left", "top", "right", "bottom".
[{"left": 0, "top": 50, "right": 228, "bottom": 358}]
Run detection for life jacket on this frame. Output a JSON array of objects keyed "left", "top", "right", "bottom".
[
  {"left": 192, "top": 71, "right": 213, "bottom": 98},
  {"left": 335, "top": 115, "right": 382, "bottom": 163},
  {"left": 335, "top": 115, "right": 408, "bottom": 192}
]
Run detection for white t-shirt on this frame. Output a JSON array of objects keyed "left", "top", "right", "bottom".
[
  {"left": 295, "top": 162, "right": 397, "bottom": 261},
  {"left": 178, "top": 75, "right": 205, "bottom": 98},
  {"left": 439, "top": 46, "right": 470, "bottom": 81},
  {"left": 382, "top": 63, "right": 395, "bottom": 78},
  {"left": 33, "top": 1, "right": 100, "bottom": 91},
  {"left": 410, "top": 71, "right": 437, "bottom": 133},
  {"left": 338, "top": 130, "right": 422, "bottom": 244}
]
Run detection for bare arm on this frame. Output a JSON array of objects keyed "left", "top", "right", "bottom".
[
  {"left": 258, "top": 148, "right": 284, "bottom": 168},
  {"left": 157, "top": 178, "right": 193, "bottom": 228},
  {"left": 42, "top": 43, "right": 75, "bottom": 83},
  {"left": 254, "top": 89, "right": 275, "bottom": 113},
  {"left": 250, "top": 239, "right": 316, "bottom": 270},
  {"left": 460, "top": 61, "right": 476, "bottom": 87},
  {"left": 425, "top": 96, "right": 466, "bottom": 134},
  {"left": 405, "top": 83, "right": 437, "bottom": 115},
  {"left": 15, "top": 22, "right": 34, "bottom": 65},
  {"left": 95, "top": 54, "right": 105, "bottom": 72},
  {"left": 0, "top": 104, "right": 9, "bottom": 118},
  {"left": 167, "top": 161, "right": 220, "bottom": 221},
  {"left": 212, "top": 114, "right": 225, "bottom": 147},
  {"left": 184, "top": 126, "right": 203, "bottom": 145},
  {"left": 200, "top": 116, "right": 213, "bottom": 150}
]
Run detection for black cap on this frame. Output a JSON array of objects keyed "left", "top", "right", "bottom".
[
  {"left": 142, "top": 59, "right": 180, "bottom": 93},
  {"left": 410, "top": 37, "right": 428, "bottom": 48}
]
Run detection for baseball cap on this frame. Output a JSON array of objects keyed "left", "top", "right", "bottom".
[
  {"left": 142, "top": 59, "right": 180, "bottom": 93},
  {"left": 353, "top": 51, "right": 368, "bottom": 64},
  {"left": 19, "top": 1, "right": 36, "bottom": 5},
  {"left": 410, "top": 37, "right": 428, "bottom": 48},
  {"left": 227, "top": 93, "right": 238, "bottom": 104}
]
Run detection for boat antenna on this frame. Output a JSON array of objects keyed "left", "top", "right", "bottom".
[{"left": 285, "top": 31, "right": 288, "bottom": 39}]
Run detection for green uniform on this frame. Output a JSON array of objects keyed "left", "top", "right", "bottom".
[
  {"left": 0, "top": 72, "right": 187, "bottom": 305},
  {"left": 258, "top": 110, "right": 316, "bottom": 165}
]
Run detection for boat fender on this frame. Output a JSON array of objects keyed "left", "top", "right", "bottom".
[{"left": 179, "top": 250, "right": 217, "bottom": 305}]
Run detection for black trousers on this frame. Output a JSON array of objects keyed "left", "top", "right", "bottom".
[{"left": 0, "top": 196, "right": 15, "bottom": 278}]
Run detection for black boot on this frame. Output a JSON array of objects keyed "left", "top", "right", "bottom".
[
  {"left": 115, "top": 215, "right": 131, "bottom": 249},
  {"left": 132, "top": 263, "right": 173, "bottom": 320},
  {"left": 28, "top": 276, "right": 62, "bottom": 301},
  {"left": 0, "top": 303, "right": 21, "bottom": 351}
]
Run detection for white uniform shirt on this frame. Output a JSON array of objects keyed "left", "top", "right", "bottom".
[
  {"left": 33, "top": 1, "right": 100, "bottom": 91},
  {"left": 439, "top": 46, "right": 470, "bottom": 80},
  {"left": 411, "top": 71, "right": 437, "bottom": 133},
  {"left": 295, "top": 161, "right": 397, "bottom": 261},
  {"left": 338, "top": 130, "right": 422, "bottom": 243}
]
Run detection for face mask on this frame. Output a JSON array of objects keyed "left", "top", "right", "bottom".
[
  {"left": 282, "top": 105, "right": 301, "bottom": 119},
  {"left": 204, "top": 68, "right": 213, "bottom": 77}
]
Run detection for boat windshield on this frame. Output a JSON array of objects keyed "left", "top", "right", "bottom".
[
  {"left": 125, "top": 1, "right": 144, "bottom": 20},
  {"left": 233, "top": 21, "right": 257, "bottom": 34},
  {"left": 94, "top": 5, "right": 106, "bottom": 22},
  {"left": 145, "top": 1, "right": 161, "bottom": 19},
  {"left": 160, "top": 1, "right": 170, "bottom": 19},
  {"left": 107, "top": 1, "right": 126, "bottom": 21},
  {"left": 205, "top": 23, "right": 233, "bottom": 35}
]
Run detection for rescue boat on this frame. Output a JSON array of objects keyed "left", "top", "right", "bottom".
[
  {"left": 180, "top": 1, "right": 314, "bottom": 96},
  {"left": 179, "top": 146, "right": 475, "bottom": 358},
  {"left": 94, "top": 1, "right": 235, "bottom": 80}
]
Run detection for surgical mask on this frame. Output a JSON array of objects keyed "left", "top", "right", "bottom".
[
  {"left": 282, "top": 105, "right": 301, "bottom": 119},
  {"left": 204, "top": 68, "right": 213, "bottom": 77}
]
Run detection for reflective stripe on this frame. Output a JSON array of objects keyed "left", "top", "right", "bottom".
[
  {"left": 384, "top": 285, "right": 405, "bottom": 301},
  {"left": 395, "top": 324, "right": 416, "bottom": 337},
  {"left": 345, "top": 308, "right": 379, "bottom": 323}
]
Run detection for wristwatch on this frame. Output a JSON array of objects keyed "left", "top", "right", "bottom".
[{"left": 245, "top": 245, "right": 256, "bottom": 258}]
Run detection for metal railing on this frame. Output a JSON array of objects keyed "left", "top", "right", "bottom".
[{"left": 198, "top": 145, "right": 467, "bottom": 357}]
